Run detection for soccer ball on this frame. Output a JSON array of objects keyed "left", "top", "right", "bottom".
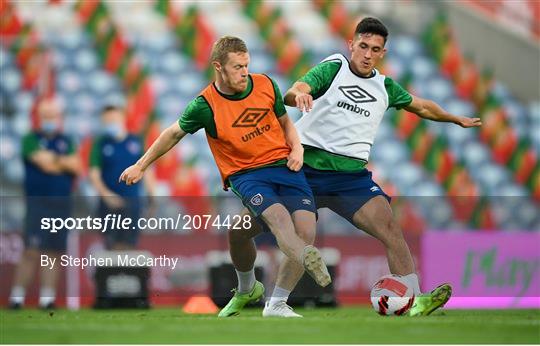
[{"left": 370, "top": 274, "right": 415, "bottom": 316}]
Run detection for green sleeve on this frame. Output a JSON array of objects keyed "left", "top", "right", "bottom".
[
  {"left": 385, "top": 76, "right": 413, "bottom": 110},
  {"left": 268, "top": 76, "right": 286, "bottom": 117},
  {"left": 66, "top": 137, "right": 76, "bottom": 155},
  {"left": 22, "top": 133, "right": 39, "bottom": 159},
  {"left": 89, "top": 137, "right": 102, "bottom": 168},
  {"left": 298, "top": 60, "right": 341, "bottom": 99},
  {"left": 178, "top": 96, "right": 216, "bottom": 138}
]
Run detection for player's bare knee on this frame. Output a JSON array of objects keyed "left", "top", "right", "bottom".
[
  {"left": 290, "top": 210, "right": 316, "bottom": 244},
  {"left": 295, "top": 226, "right": 315, "bottom": 244},
  {"left": 228, "top": 227, "right": 245, "bottom": 244},
  {"left": 229, "top": 229, "right": 252, "bottom": 244},
  {"left": 375, "top": 219, "right": 402, "bottom": 246},
  {"left": 229, "top": 213, "right": 262, "bottom": 243},
  {"left": 262, "top": 205, "right": 291, "bottom": 231},
  {"left": 385, "top": 219, "right": 402, "bottom": 236}
]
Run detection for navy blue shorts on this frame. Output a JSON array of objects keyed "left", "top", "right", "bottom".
[
  {"left": 303, "top": 166, "right": 390, "bottom": 223},
  {"left": 98, "top": 198, "right": 141, "bottom": 249},
  {"left": 228, "top": 166, "right": 316, "bottom": 217},
  {"left": 25, "top": 197, "right": 71, "bottom": 252}
]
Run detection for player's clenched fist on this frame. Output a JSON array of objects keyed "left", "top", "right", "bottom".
[
  {"left": 295, "top": 93, "right": 313, "bottom": 113},
  {"left": 119, "top": 164, "right": 144, "bottom": 185}
]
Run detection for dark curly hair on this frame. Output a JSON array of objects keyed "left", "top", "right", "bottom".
[{"left": 355, "top": 17, "right": 389, "bottom": 45}]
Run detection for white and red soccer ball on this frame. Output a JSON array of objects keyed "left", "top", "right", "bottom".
[{"left": 371, "top": 275, "right": 415, "bottom": 316}]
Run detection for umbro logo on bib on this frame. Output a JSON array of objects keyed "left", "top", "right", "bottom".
[
  {"left": 338, "top": 85, "right": 377, "bottom": 104},
  {"left": 232, "top": 108, "right": 270, "bottom": 128},
  {"left": 234, "top": 108, "right": 273, "bottom": 142}
]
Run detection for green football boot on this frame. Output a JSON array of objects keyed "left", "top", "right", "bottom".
[
  {"left": 217, "top": 280, "right": 265, "bottom": 317},
  {"left": 408, "top": 283, "right": 452, "bottom": 317}
]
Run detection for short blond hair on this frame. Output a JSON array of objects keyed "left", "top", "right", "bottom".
[{"left": 210, "top": 36, "right": 248, "bottom": 64}]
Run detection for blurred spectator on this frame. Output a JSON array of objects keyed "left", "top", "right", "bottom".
[
  {"left": 88, "top": 105, "right": 155, "bottom": 250},
  {"left": 8, "top": 98, "right": 81, "bottom": 309}
]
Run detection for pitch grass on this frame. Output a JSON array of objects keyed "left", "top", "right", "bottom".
[{"left": 1, "top": 307, "right": 539, "bottom": 344}]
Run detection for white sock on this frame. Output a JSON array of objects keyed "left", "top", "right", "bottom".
[
  {"left": 268, "top": 286, "right": 291, "bottom": 307},
  {"left": 9, "top": 286, "right": 25, "bottom": 304},
  {"left": 235, "top": 269, "right": 256, "bottom": 293},
  {"left": 39, "top": 287, "right": 56, "bottom": 307},
  {"left": 402, "top": 273, "right": 422, "bottom": 295}
]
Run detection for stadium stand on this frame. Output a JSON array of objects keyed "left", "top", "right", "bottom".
[
  {"left": 1, "top": 0, "right": 538, "bottom": 235},
  {"left": 460, "top": 0, "right": 540, "bottom": 40}
]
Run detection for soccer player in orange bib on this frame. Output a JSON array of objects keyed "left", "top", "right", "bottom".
[{"left": 119, "top": 36, "right": 330, "bottom": 317}]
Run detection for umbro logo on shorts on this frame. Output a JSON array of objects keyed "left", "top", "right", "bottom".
[
  {"left": 370, "top": 186, "right": 380, "bottom": 192},
  {"left": 302, "top": 199, "right": 312, "bottom": 205},
  {"left": 338, "top": 85, "right": 377, "bottom": 104},
  {"left": 250, "top": 193, "right": 264, "bottom": 206},
  {"left": 232, "top": 108, "right": 270, "bottom": 128}
]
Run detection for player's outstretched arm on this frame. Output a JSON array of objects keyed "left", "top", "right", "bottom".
[
  {"left": 278, "top": 114, "right": 304, "bottom": 172},
  {"left": 119, "top": 122, "right": 187, "bottom": 185},
  {"left": 284, "top": 82, "right": 313, "bottom": 112},
  {"left": 404, "top": 95, "right": 482, "bottom": 128}
]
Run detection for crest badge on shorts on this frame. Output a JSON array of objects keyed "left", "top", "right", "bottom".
[{"left": 250, "top": 193, "right": 263, "bottom": 206}]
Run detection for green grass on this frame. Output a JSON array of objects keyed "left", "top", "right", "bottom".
[{"left": 1, "top": 307, "right": 539, "bottom": 344}]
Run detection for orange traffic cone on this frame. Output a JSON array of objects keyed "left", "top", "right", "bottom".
[{"left": 182, "top": 295, "right": 219, "bottom": 314}]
